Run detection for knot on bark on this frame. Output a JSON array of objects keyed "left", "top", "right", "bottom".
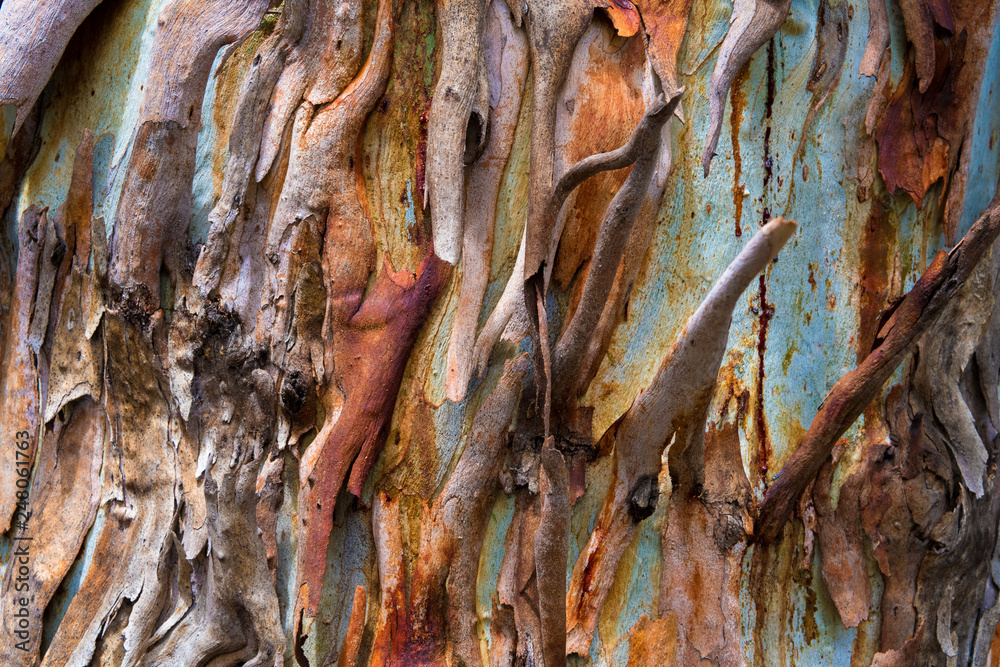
[{"left": 627, "top": 475, "right": 659, "bottom": 522}]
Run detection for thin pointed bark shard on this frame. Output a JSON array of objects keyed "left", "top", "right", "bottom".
[
  {"left": 702, "top": 0, "right": 791, "bottom": 177},
  {"left": 536, "top": 437, "right": 569, "bottom": 667},
  {"left": 426, "top": 0, "right": 490, "bottom": 264},
  {"left": 566, "top": 217, "right": 796, "bottom": 656},
  {"left": 860, "top": 0, "right": 890, "bottom": 77}
]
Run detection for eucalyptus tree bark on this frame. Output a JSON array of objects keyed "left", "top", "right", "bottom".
[{"left": 0, "top": 0, "right": 999, "bottom": 665}]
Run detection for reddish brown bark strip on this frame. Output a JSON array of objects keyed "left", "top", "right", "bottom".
[{"left": 756, "top": 182, "right": 1000, "bottom": 544}]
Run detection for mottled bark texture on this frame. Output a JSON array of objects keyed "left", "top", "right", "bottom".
[{"left": 1, "top": 0, "right": 999, "bottom": 665}]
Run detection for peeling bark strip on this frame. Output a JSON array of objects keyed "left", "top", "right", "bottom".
[
  {"left": 292, "top": 0, "right": 453, "bottom": 640},
  {"left": 757, "top": 183, "right": 1000, "bottom": 544},
  {"left": 566, "top": 218, "right": 796, "bottom": 656},
  {"left": 445, "top": 1, "right": 529, "bottom": 402},
  {"left": 551, "top": 90, "right": 681, "bottom": 406},
  {"left": 0, "top": 0, "right": 104, "bottom": 135},
  {"left": 425, "top": 0, "right": 490, "bottom": 265},
  {"left": 702, "top": 0, "right": 791, "bottom": 177},
  {"left": 108, "top": 0, "right": 269, "bottom": 299}
]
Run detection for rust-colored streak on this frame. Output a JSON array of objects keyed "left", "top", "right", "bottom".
[
  {"left": 756, "top": 182, "right": 1000, "bottom": 543},
  {"left": 754, "top": 273, "right": 773, "bottom": 483},
  {"left": 337, "top": 586, "right": 368, "bottom": 667},
  {"left": 730, "top": 65, "right": 749, "bottom": 238}
]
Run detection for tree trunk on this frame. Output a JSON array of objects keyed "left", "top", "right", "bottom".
[{"left": 0, "top": 0, "right": 999, "bottom": 664}]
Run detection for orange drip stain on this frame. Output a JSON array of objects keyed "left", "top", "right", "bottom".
[{"left": 730, "top": 65, "right": 750, "bottom": 237}]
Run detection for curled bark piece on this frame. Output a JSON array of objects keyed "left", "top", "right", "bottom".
[
  {"left": 535, "top": 438, "right": 569, "bottom": 667},
  {"left": 551, "top": 90, "right": 681, "bottom": 405},
  {"left": 446, "top": 2, "right": 529, "bottom": 402},
  {"left": 0, "top": 99, "right": 41, "bottom": 217},
  {"left": 566, "top": 217, "right": 796, "bottom": 655},
  {"left": 702, "top": 0, "right": 791, "bottom": 177},
  {"left": 860, "top": 0, "right": 890, "bottom": 77},
  {"left": 108, "top": 0, "right": 269, "bottom": 300},
  {"left": 756, "top": 182, "right": 1000, "bottom": 544},
  {"left": 262, "top": 0, "right": 397, "bottom": 360},
  {"left": 426, "top": 0, "right": 489, "bottom": 264},
  {"left": 255, "top": 454, "right": 285, "bottom": 585},
  {"left": 793, "top": 0, "right": 848, "bottom": 165},
  {"left": 0, "top": 0, "right": 103, "bottom": 136}
]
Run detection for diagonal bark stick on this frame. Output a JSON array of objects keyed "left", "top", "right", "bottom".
[{"left": 756, "top": 182, "right": 1000, "bottom": 544}]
